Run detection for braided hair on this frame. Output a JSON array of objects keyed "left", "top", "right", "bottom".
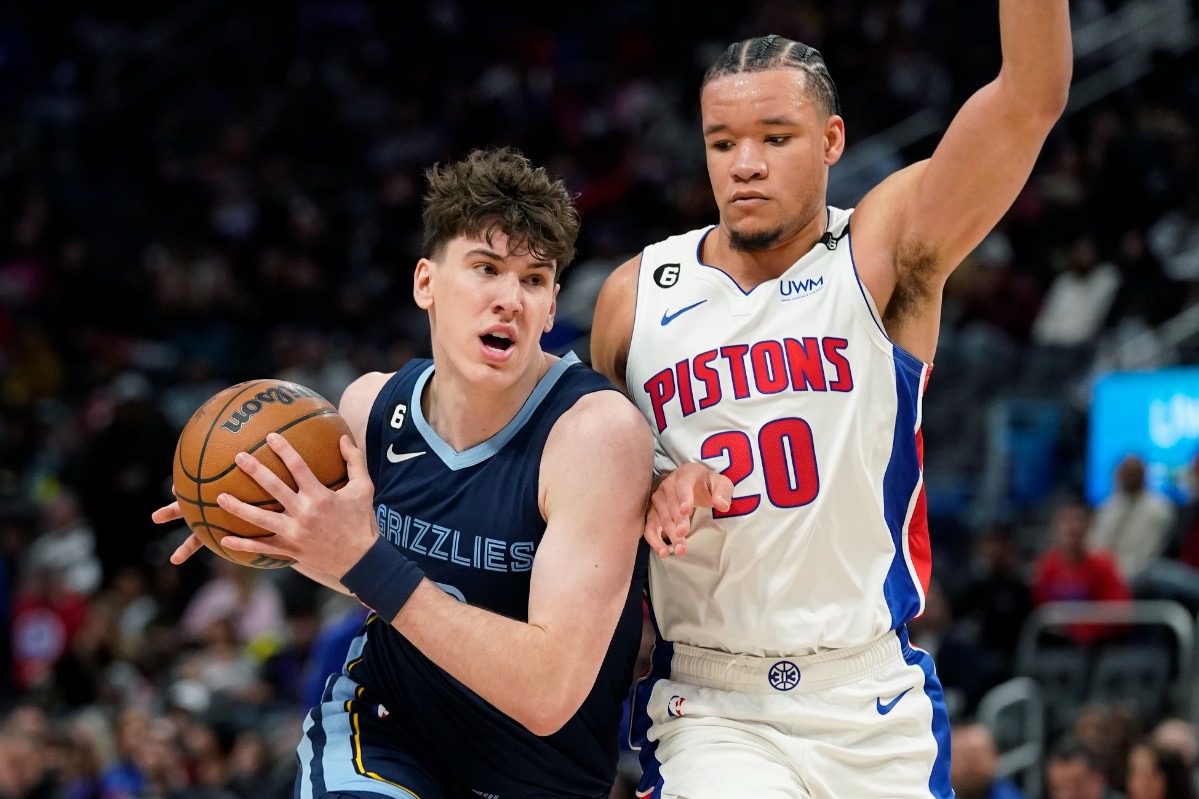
[{"left": 702, "top": 35, "right": 841, "bottom": 118}]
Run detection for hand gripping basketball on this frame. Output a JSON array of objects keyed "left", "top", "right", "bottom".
[{"left": 168, "top": 379, "right": 353, "bottom": 568}]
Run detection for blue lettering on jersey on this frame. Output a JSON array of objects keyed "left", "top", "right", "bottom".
[
  {"left": 779, "top": 276, "right": 825, "bottom": 300},
  {"left": 376, "top": 504, "right": 534, "bottom": 573}
]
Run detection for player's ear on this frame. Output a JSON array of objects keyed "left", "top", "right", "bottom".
[
  {"left": 544, "top": 282, "right": 559, "bottom": 333},
  {"left": 413, "top": 258, "right": 434, "bottom": 310},
  {"left": 824, "top": 115, "right": 845, "bottom": 166}
]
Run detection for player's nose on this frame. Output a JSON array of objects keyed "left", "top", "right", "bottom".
[
  {"left": 731, "top": 142, "right": 766, "bottom": 181},
  {"left": 491, "top": 272, "right": 523, "bottom": 315}
]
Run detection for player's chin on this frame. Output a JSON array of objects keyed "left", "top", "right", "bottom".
[{"left": 727, "top": 223, "right": 784, "bottom": 253}]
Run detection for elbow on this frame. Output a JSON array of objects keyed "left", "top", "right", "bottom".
[
  {"left": 1023, "top": 76, "right": 1071, "bottom": 129},
  {"left": 516, "top": 687, "right": 588, "bottom": 737},
  {"left": 1014, "top": 85, "right": 1069, "bottom": 140},
  {"left": 999, "top": 67, "right": 1072, "bottom": 129},
  {"left": 1042, "top": 76, "right": 1072, "bottom": 121}
]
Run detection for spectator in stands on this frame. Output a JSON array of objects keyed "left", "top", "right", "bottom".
[
  {"left": 909, "top": 579, "right": 994, "bottom": 717},
  {"left": 179, "top": 560, "right": 286, "bottom": 648},
  {"left": 1151, "top": 719, "right": 1198, "bottom": 771},
  {"left": 1032, "top": 234, "right": 1123, "bottom": 348},
  {"left": 1045, "top": 736, "right": 1124, "bottom": 799},
  {"left": 951, "top": 523, "right": 1033, "bottom": 681},
  {"left": 952, "top": 231, "right": 1044, "bottom": 344},
  {"left": 76, "top": 372, "right": 177, "bottom": 578},
  {"left": 1150, "top": 719, "right": 1199, "bottom": 797},
  {"left": 1148, "top": 189, "right": 1199, "bottom": 301},
  {"left": 23, "top": 488, "right": 102, "bottom": 598},
  {"left": 1126, "top": 739, "right": 1197, "bottom": 799},
  {"left": 1090, "top": 455, "right": 1177, "bottom": 584},
  {"left": 1031, "top": 497, "right": 1133, "bottom": 645},
  {"left": 10, "top": 561, "right": 90, "bottom": 692},
  {"left": 1171, "top": 453, "right": 1199, "bottom": 572},
  {"left": 950, "top": 721, "right": 1028, "bottom": 799},
  {"left": 1073, "top": 703, "right": 1144, "bottom": 794},
  {"left": 1095, "top": 453, "right": 1199, "bottom": 612}
]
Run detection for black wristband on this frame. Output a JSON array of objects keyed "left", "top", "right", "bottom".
[{"left": 341, "top": 536, "right": 425, "bottom": 623}]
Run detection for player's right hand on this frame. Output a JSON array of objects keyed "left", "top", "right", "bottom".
[{"left": 644, "top": 463, "right": 732, "bottom": 558}]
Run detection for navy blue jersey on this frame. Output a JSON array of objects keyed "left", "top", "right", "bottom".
[{"left": 300, "top": 353, "right": 648, "bottom": 799}]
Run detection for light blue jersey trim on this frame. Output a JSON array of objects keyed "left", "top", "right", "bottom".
[
  {"left": 411, "top": 352, "right": 581, "bottom": 471},
  {"left": 300, "top": 675, "right": 423, "bottom": 799}
]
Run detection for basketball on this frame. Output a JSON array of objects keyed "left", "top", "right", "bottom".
[{"left": 172, "top": 379, "right": 353, "bottom": 569}]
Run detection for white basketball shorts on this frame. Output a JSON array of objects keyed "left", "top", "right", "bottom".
[{"left": 632, "top": 628, "right": 953, "bottom": 799}]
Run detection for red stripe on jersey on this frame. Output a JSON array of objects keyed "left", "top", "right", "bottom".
[{"left": 908, "top": 367, "right": 933, "bottom": 593}]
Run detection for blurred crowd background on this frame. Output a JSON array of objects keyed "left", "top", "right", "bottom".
[{"left": 2, "top": 1, "right": 1199, "bottom": 798}]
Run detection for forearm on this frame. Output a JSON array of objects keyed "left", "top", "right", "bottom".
[
  {"left": 998, "top": 0, "right": 1072, "bottom": 114},
  {"left": 392, "top": 579, "right": 614, "bottom": 736},
  {"left": 291, "top": 562, "right": 352, "bottom": 595}
]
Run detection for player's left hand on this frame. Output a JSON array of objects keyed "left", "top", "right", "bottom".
[
  {"left": 644, "top": 463, "right": 732, "bottom": 558},
  {"left": 214, "top": 433, "right": 380, "bottom": 576}
]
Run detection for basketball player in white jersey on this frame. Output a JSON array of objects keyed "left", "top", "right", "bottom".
[{"left": 590, "top": 4, "right": 1073, "bottom": 798}]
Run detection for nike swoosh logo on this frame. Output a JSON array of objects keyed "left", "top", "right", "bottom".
[
  {"left": 660, "top": 299, "right": 708, "bottom": 326},
  {"left": 876, "top": 687, "right": 913, "bottom": 715},
  {"left": 385, "top": 446, "right": 426, "bottom": 464}
]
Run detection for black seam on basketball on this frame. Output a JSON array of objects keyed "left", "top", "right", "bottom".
[
  {"left": 194, "top": 380, "right": 272, "bottom": 545},
  {"left": 177, "top": 491, "right": 285, "bottom": 511},
  {"left": 177, "top": 379, "right": 268, "bottom": 483},
  {"left": 190, "top": 522, "right": 293, "bottom": 562},
  {"left": 190, "top": 408, "right": 344, "bottom": 484},
  {"left": 172, "top": 485, "right": 201, "bottom": 504}
]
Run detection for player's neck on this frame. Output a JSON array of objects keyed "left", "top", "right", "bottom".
[
  {"left": 422, "top": 353, "right": 554, "bottom": 451},
  {"left": 707, "top": 221, "right": 826, "bottom": 288}
]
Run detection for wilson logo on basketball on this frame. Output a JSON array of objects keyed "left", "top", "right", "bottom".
[{"left": 220, "top": 384, "right": 323, "bottom": 433}]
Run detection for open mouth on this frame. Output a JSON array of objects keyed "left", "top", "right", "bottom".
[{"left": 481, "top": 333, "right": 513, "bottom": 352}]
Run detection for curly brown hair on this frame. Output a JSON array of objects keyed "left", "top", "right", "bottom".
[{"left": 421, "top": 148, "right": 580, "bottom": 278}]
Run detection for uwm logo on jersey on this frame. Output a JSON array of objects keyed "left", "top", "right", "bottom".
[
  {"left": 779, "top": 274, "right": 825, "bottom": 301},
  {"left": 642, "top": 336, "right": 855, "bottom": 433}
]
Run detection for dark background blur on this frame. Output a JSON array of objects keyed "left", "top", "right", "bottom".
[{"left": 1, "top": 2, "right": 1198, "bottom": 798}]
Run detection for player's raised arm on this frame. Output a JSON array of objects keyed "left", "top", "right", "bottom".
[
  {"left": 389, "top": 391, "right": 652, "bottom": 734},
  {"left": 854, "top": 0, "right": 1072, "bottom": 338}
]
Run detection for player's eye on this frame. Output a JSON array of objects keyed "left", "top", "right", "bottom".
[
  {"left": 766, "top": 135, "right": 790, "bottom": 145},
  {"left": 523, "top": 274, "right": 546, "bottom": 287},
  {"left": 710, "top": 140, "right": 734, "bottom": 152}
]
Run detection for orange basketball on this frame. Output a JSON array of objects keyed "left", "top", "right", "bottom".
[{"left": 172, "top": 379, "right": 352, "bottom": 569}]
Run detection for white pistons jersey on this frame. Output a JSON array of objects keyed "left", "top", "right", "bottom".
[{"left": 626, "top": 207, "right": 933, "bottom": 656}]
